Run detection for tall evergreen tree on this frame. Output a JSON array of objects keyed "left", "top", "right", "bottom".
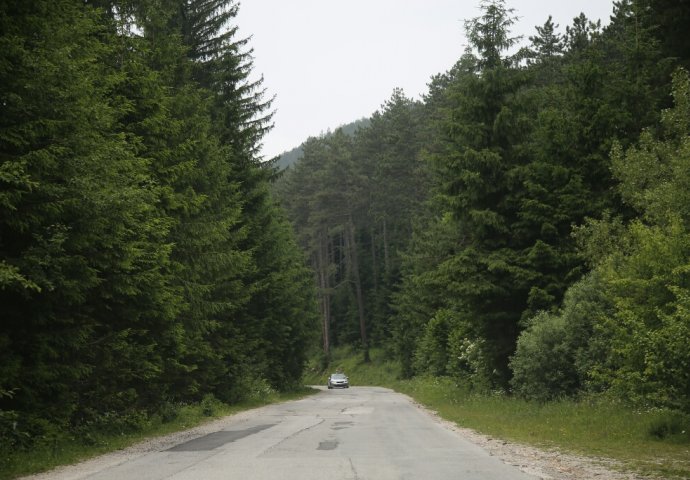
[
  {"left": 1, "top": 0, "right": 320, "bottom": 448},
  {"left": 350, "top": 90, "right": 427, "bottom": 343},
  {"left": 421, "top": 0, "right": 533, "bottom": 385},
  {"left": 641, "top": 0, "right": 690, "bottom": 70},
  {"left": 169, "top": 0, "right": 315, "bottom": 396},
  {"left": 0, "top": 0, "right": 176, "bottom": 425}
]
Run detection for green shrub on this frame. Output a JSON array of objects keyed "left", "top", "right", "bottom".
[
  {"left": 216, "top": 373, "right": 277, "bottom": 405},
  {"left": 510, "top": 311, "right": 576, "bottom": 401},
  {"left": 200, "top": 394, "right": 221, "bottom": 417},
  {"left": 157, "top": 401, "right": 178, "bottom": 424},
  {"left": 413, "top": 309, "right": 452, "bottom": 376},
  {"left": 578, "top": 70, "right": 690, "bottom": 412},
  {"left": 590, "top": 220, "right": 690, "bottom": 411},
  {"left": 510, "top": 272, "right": 614, "bottom": 401},
  {"left": 647, "top": 410, "right": 690, "bottom": 441},
  {"left": 246, "top": 376, "right": 276, "bottom": 401},
  {"left": 447, "top": 329, "right": 493, "bottom": 391},
  {"left": 0, "top": 409, "right": 29, "bottom": 455}
]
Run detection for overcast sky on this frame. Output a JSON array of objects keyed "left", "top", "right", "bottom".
[{"left": 235, "top": 1, "right": 615, "bottom": 159}]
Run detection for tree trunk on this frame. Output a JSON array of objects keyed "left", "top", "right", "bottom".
[
  {"left": 346, "top": 216, "right": 369, "bottom": 362},
  {"left": 382, "top": 217, "right": 390, "bottom": 277},
  {"left": 316, "top": 229, "right": 331, "bottom": 357},
  {"left": 370, "top": 226, "right": 378, "bottom": 293}
]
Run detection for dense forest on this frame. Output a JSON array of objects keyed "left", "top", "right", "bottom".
[
  {"left": 0, "top": 0, "right": 318, "bottom": 454},
  {"left": 276, "top": 0, "right": 690, "bottom": 413},
  {"left": 3, "top": 0, "right": 690, "bottom": 463},
  {"left": 275, "top": 118, "right": 371, "bottom": 171}
]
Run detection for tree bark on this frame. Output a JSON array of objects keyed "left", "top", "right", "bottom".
[
  {"left": 316, "top": 229, "right": 331, "bottom": 357},
  {"left": 382, "top": 217, "right": 390, "bottom": 277},
  {"left": 346, "top": 216, "right": 369, "bottom": 362},
  {"left": 370, "top": 226, "right": 378, "bottom": 293}
]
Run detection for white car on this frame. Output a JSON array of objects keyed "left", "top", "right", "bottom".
[{"left": 327, "top": 373, "right": 349, "bottom": 389}]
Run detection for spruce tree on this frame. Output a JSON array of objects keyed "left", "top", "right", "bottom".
[
  {"left": 0, "top": 0, "right": 176, "bottom": 425},
  {"left": 168, "top": 0, "right": 316, "bottom": 396},
  {"left": 424, "top": 0, "right": 533, "bottom": 385}
]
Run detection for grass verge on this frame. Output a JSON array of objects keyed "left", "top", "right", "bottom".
[
  {"left": 310, "top": 346, "right": 690, "bottom": 479},
  {"left": 1, "top": 387, "right": 317, "bottom": 480}
]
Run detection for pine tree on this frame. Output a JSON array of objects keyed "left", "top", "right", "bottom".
[{"left": 352, "top": 90, "right": 427, "bottom": 343}]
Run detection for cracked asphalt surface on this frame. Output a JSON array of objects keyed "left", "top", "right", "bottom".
[{"left": 24, "top": 386, "right": 539, "bottom": 480}]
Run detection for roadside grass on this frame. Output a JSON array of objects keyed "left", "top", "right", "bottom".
[
  {"left": 314, "top": 346, "right": 690, "bottom": 479},
  {"left": 0, "top": 387, "right": 317, "bottom": 480},
  {"left": 302, "top": 344, "right": 401, "bottom": 387},
  {"left": 398, "top": 377, "right": 690, "bottom": 479}
]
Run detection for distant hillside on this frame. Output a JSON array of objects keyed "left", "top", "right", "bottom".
[
  {"left": 275, "top": 145, "right": 304, "bottom": 170},
  {"left": 275, "top": 117, "right": 371, "bottom": 170}
]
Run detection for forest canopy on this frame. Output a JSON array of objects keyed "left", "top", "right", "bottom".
[
  {"left": 275, "top": 0, "right": 690, "bottom": 413},
  {"left": 0, "top": 0, "right": 318, "bottom": 454},
  {"left": 2, "top": 0, "right": 690, "bottom": 463}
]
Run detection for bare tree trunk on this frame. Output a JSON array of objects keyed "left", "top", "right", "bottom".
[
  {"left": 338, "top": 229, "right": 344, "bottom": 272},
  {"left": 317, "top": 229, "right": 330, "bottom": 358},
  {"left": 346, "top": 216, "right": 369, "bottom": 362},
  {"left": 382, "top": 217, "right": 390, "bottom": 277},
  {"left": 370, "top": 226, "right": 378, "bottom": 293}
]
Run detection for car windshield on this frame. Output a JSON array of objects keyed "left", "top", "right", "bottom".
[{"left": 331, "top": 373, "right": 347, "bottom": 379}]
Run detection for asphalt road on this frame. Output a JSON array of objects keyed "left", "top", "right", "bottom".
[{"left": 65, "top": 386, "right": 538, "bottom": 480}]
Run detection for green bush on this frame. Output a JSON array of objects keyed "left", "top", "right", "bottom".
[
  {"left": 157, "top": 401, "right": 179, "bottom": 424},
  {"left": 510, "top": 272, "right": 614, "bottom": 401},
  {"left": 0, "top": 409, "right": 28, "bottom": 455},
  {"left": 216, "top": 372, "right": 277, "bottom": 405},
  {"left": 200, "top": 394, "right": 221, "bottom": 417},
  {"left": 71, "top": 408, "right": 151, "bottom": 442},
  {"left": 447, "top": 329, "right": 493, "bottom": 391},
  {"left": 578, "top": 70, "right": 690, "bottom": 413},
  {"left": 413, "top": 309, "right": 452, "bottom": 376},
  {"left": 647, "top": 410, "right": 690, "bottom": 441},
  {"left": 592, "top": 221, "right": 690, "bottom": 411},
  {"left": 510, "top": 311, "right": 576, "bottom": 401},
  {"left": 0, "top": 389, "right": 24, "bottom": 455}
]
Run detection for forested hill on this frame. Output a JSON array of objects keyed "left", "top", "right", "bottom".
[
  {"left": 275, "top": 145, "right": 305, "bottom": 170},
  {"left": 275, "top": 0, "right": 690, "bottom": 414},
  {"left": 0, "top": 0, "right": 318, "bottom": 450},
  {"left": 274, "top": 118, "right": 371, "bottom": 170}
]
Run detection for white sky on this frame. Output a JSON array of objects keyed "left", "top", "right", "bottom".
[{"left": 235, "top": 1, "right": 615, "bottom": 159}]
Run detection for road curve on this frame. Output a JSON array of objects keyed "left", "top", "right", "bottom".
[{"left": 34, "top": 386, "right": 538, "bottom": 480}]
